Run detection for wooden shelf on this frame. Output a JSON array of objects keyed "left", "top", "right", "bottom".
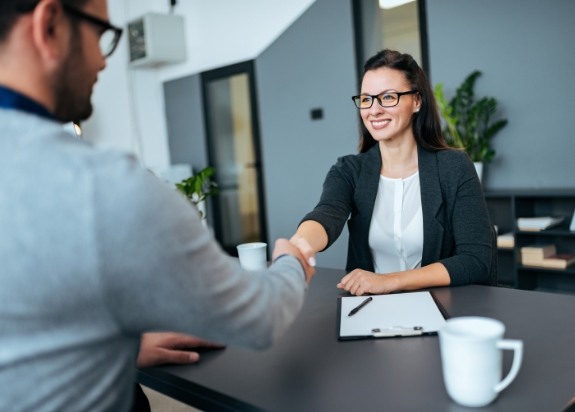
[
  {"left": 485, "top": 189, "right": 575, "bottom": 293},
  {"left": 518, "top": 265, "right": 575, "bottom": 275},
  {"left": 516, "top": 226, "right": 575, "bottom": 236}
]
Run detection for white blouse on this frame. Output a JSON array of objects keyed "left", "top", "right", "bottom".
[{"left": 369, "top": 172, "right": 423, "bottom": 274}]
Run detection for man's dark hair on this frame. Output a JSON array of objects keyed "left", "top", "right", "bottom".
[{"left": 0, "top": 0, "right": 90, "bottom": 43}]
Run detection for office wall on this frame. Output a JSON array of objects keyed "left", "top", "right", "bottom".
[
  {"left": 82, "top": 0, "right": 316, "bottom": 173},
  {"left": 164, "top": 75, "right": 207, "bottom": 171},
  {"left": 256, "top": 0, "right": 358, "bottom": 268},
  {"left": 426, "top": 0, "right": 575, "bottom": 189},
  {"left": 163, "top": 0, "right": 356, "bottom": 268},
  {"left": 258, "top": 0, "right": 575, "bottom": 267},
  {"left": 164, "top": 0, "right": 575, "bottom": 270}
]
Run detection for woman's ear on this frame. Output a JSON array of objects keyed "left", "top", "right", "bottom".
[{"left": 414, "top": 93, "right": 422, "bottom": 113}]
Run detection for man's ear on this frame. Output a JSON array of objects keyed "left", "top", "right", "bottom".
[{"left": 30, "top": 0, "right": 69, "bottom": 64}]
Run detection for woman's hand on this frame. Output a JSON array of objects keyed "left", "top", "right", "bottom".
[
  {"left": 337, "top": 269, "right": 400, "bottom": 295},
  {"left": 136, "top": 332, "right": 225, "bottom": 368},
  {"left": 289, "top": 221, "right": 328, "bottom": 268},
  {"left": 289, "top": 235, "right": 317, "bottom": 268},
  {"left": 338, "top": 264, "right": 451, "bottom": 295},
  {"left": 272, "top": 238, "right": 316, "bottom": 283}
]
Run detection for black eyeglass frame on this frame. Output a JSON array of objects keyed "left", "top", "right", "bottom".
[
  {"left": 351, "top": 90, "right": 418, "bottom": 109},
  {"left": 61, "top": 4, "right": 123, "bottom": 58},
  {"left": 16, "top": 1, "right": 123, "bottom": 58}
]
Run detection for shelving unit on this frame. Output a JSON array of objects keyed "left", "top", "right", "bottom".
[{"left": 485, "top": 189, "right": 575, "bottom": 294}]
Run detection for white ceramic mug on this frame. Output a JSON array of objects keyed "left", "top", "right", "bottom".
[
  {"left": 438, "top": 316, "right": 523, "bottom": 407},
  {"left": 236, "top": 242, "right": 267, "bottom": 271}
]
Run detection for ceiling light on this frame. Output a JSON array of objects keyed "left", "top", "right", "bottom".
[{"left": 379, "top": 0, "right": 415, "bottom": 9}]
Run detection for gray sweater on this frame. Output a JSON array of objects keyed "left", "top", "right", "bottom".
[
  {"left": 302, "top": 144, "right": 493, "bottom": 285},
  {"left": 0, "top": 109, "right": 307, "bottom": 412}
]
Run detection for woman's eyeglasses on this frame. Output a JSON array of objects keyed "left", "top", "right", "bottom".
[{"left": 351, "top": 90, "right": 418, "bottom": 109}]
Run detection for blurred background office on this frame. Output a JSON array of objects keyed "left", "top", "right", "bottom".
[{"left": 82, "top": 0, "right": 575, "bottom": 269}]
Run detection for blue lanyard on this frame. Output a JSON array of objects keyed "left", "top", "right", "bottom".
[{"left": 0, "top": 85, "right": 55, "bottom": 120}]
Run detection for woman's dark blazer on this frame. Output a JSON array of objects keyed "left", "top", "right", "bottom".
[{"left": 301, "top": 144, "right": 495, "bottom": 286}]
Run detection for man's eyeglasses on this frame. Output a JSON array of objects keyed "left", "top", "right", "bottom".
[
  {"left": 62, "top": 4, "right": 123, "bottom": 58},
  {"left": 351, "top": 90, "right": 418, "bottom": 109},
  {"left": 17, "top": 2, "right": 123, "bottom": 58}
]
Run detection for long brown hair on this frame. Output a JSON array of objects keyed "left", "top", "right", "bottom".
[{"left": 357, "top": 49, "right": 449, "bottom": 153}]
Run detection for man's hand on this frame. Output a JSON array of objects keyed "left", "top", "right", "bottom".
[{"left": 136, "top": 332, "right": 225, "bottom": 368}]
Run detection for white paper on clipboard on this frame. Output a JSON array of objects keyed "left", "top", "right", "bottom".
[{"left": 338, "top": 291, "right": 447, "bottom": 340}]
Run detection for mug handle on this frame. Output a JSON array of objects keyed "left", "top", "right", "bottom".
[{"left": 494, "top": 339, "right": 523, "bottom": 393}]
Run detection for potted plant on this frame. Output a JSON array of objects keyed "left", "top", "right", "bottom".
[
  {"left": 434, "top": 70, "right": 508, "bottom": 181},
  {"left": 175, "top": 166, "right": 219, "bottom": 222}
]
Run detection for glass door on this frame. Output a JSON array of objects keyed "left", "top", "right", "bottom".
[
  {"left": 201, "top": 61, "right": 267, "bottom": 255},
  {"left": 353, "top": 0, "right": 429, "bottom": 78}
]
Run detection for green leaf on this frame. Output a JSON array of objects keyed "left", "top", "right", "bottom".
[
  {"left": 433, "top": 70, "right": 508, "bottom": 164},
  {"left": 175, "top": 166, "right": 219, "bottom": 208}
]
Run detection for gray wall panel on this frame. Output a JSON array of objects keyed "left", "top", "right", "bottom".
[
  {"left": 164, "top": 74, "right": 208, "bottom": 171},
  {"left": 256, "top": 0, "right": 358, "bottom": 269},
  {"left": 426, "top": 0, "right": 575, "bottom": 189}
]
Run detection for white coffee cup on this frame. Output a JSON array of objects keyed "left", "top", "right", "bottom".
[
  {"left": 236, "top": 242, "right": 267, "bottom": 271},
  {"left": 438, "top": 316, "right": 523, "bottom": 407}
]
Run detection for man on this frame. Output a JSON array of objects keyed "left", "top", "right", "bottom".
[{"left": 0, "top": 1, "right": 314, "bottom": 411}]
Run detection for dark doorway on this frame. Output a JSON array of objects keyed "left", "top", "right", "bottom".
[
  {"left": 201, "top": 61, "right": 268, "bottom": 256},
  {"left": 352, "top": 0, "right": 429, "bottom": 80}
]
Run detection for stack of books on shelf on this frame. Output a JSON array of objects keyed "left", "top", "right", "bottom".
[
  {"left": 520, "top": 243, "right": 575, "bottom": 269},
  {"left": 517, "top": 216, "right": 564, "bottom": 232},
  {"left": 497, "top": 232, "right": 515, "bottom": 248}
]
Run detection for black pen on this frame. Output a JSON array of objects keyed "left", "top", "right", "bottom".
[{"left": 348, "top": 296, "right": 373, "bottom": 316}]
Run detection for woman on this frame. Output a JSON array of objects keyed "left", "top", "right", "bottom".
[{"left": 290, "top": 49, "right": 494, "bottom": 296}]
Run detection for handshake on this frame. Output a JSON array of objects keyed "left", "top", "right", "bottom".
[{"left": 236, "top": 235, "right": 317, "bottom": 283}]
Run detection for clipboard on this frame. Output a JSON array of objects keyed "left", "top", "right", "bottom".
[{"left": 337, "top": 291, "right": 448, "bottom": 341}]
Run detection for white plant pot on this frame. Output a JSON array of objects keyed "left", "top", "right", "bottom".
[
  {"left": 196, "top": 200, "right": 208, "bottom": 227},
  {"left": 188, "top": 197, "right": 208, "bottom": 227},
  {"left": 474, "top": 162, "right": 484, "bottom": 183}
]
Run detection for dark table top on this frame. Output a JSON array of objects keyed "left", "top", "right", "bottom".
[{"left": 138, "top": 267, "right": 575, "bottom": 412}]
